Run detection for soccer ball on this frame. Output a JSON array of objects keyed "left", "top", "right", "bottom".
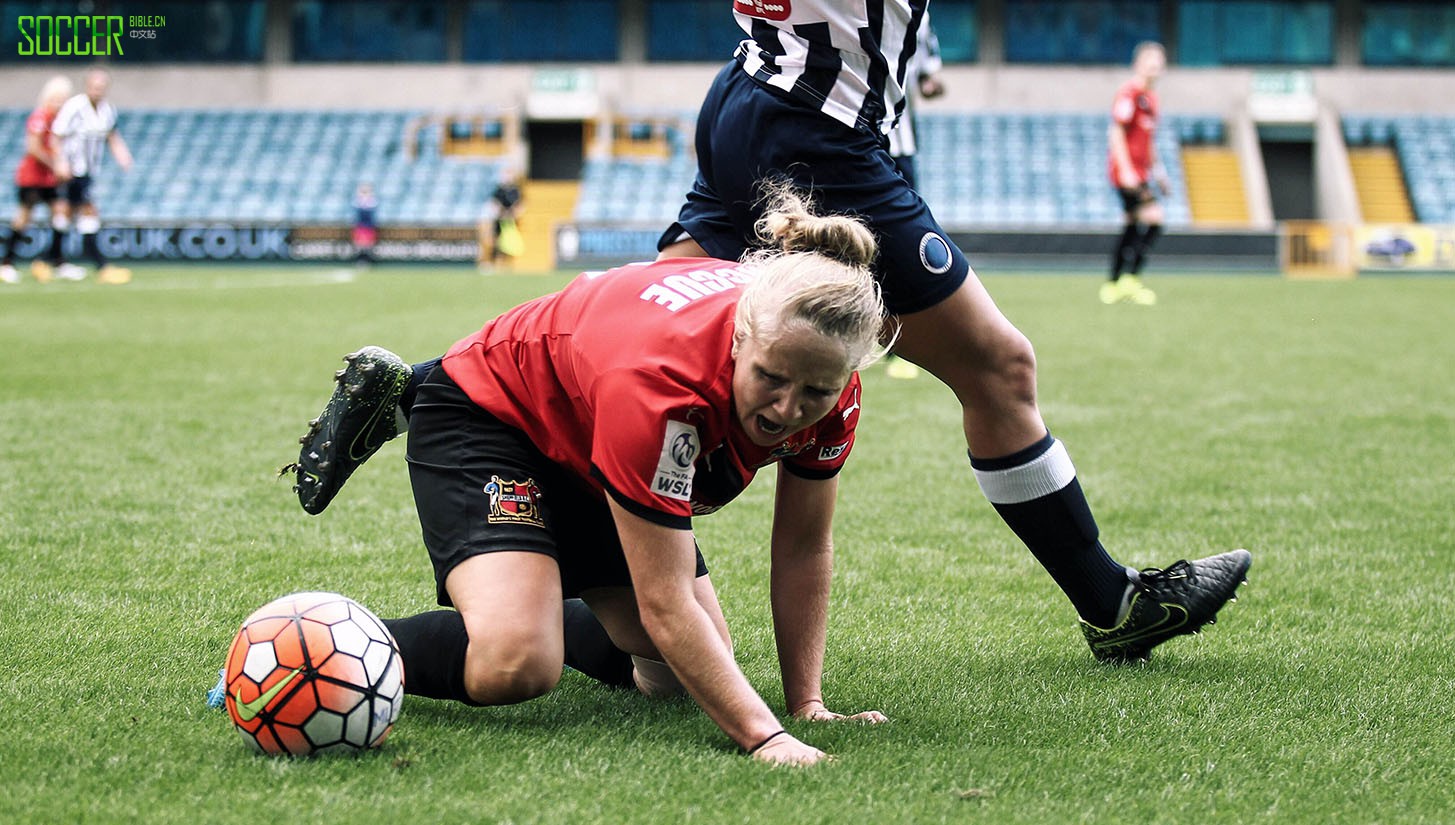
[{"left": 223, "top": 591, "right": 404, "bottom": 756}]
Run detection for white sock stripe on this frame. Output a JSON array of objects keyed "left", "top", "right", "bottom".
[{"left": 973, "top": 438, "right": 1077, "bottom": 504}]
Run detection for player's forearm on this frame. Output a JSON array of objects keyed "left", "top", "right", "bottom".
[
  {"left": 25, "top": 134, "right": 51, "bottom": 165},
  {"left": 1109, "top": 126, "right": 1136, "bottom": 179},
  {"left": 771, "top": 546, "right": 832, "bottom": 711},
  {"left": 638, "top": 596, "right": 782, "bottom": 748}
]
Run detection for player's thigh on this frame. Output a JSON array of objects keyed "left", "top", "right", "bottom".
[
  {"left": 892, "top": 270, "right": 1024, "bottom": 376},
  {"left": 1137, "top": 199, "right": 1165, "bottom": 226},
  {"left": 445, "top": 551, "right": 565, "bottom": 667},
  {"left": 581, "top": 574, "right": 731, "bottom": 658}
]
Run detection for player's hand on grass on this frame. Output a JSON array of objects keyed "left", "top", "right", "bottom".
[
  {"left": 792, "top": 699, "right": 888, "bottom": 724},
  {"left": 750, "top": 731, "right": 832, "bottom": 767}
]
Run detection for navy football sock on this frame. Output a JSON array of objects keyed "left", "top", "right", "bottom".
[
  {"left": 1130, "top": 224, "right": 1162, "bottom": 275},
  {"left": 383, "top": 611, "right": 482, "bottom": 706},
  {"left": 1110, "top": 224, "right": 1139, "bottom": 280},
  {"left": 47, "top": 225, "right": 64, "bottom": 264},
  {"left": 563, "top": 598, "right": 635, "bottom": 689},
  {"left": 971, "top": 433, "right": 1131, "bottom": 627}
]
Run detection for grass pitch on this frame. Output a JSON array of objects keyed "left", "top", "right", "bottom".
[{"left": 2, "top": 264, "right": 1453, "bottom": 824}]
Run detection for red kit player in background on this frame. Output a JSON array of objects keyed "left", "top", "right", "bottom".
[
  {"left": 1, "top": 76, "right": 73, "bottom": 285},
  {"left": 1104, "top": 41, "right": 1168, "bottom": 306}
]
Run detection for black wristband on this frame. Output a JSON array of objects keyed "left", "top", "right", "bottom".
[{"left": 746, "top": 729, "right": 787, "bottom": 755}]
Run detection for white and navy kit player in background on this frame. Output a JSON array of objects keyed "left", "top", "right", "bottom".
[
  {"left": 659, "top": 1, "right": 1251, "bottom": 661},
  {"left": 51, "top": 68, "right": 133, "bottom": 284},
  {"left": 886, "top": 11, "right": 944, "bottom": 191}
]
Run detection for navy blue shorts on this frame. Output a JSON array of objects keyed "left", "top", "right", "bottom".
[
  {"left": 17, "top": 186, "right": 58, "bottom": 207},
  {"left": 61, "top": 176, "right": 92, "bottom": 208},
  {"left": 660, "top": 62, "right": 969, "bottom": 315},
  {"left": 406, "top": 367, "right": 708, "bottom": 606}
]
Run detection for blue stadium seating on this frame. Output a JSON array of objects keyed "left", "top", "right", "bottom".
[
  {"left": 573, "top": 111, "right": 1219, "bottom": 229},
  {"left": 1346, "top": 114, "right": 1455, "bottom": 223},
  {"left": 1, "top": 108, "right": 1225, "bottom": 230},
  {"left": 0, "top": 108, "right": 506, "bottom": 226}
]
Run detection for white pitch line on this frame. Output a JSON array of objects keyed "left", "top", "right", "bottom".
[{"left": 89, "top": 268, "right": 360, "bottom": 292}]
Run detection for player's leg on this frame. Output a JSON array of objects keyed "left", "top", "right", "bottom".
[
  {"left": 556, "top": 484, "right": 726, "bottom": 696},
  {"left": 0, "top": 198, "right": 32, "bottom": 282},
  {"left": 383, "top": 553, "right": 565, "bottom": 706},
  {"left": 1114, "top": 189, "right": 1160, "bottom": 305},
  {"left": 384, "top": 368, "right": 568, "bottom": 705},
  {"left": 578, "top": 574, "right": 730, "bottom": 698},
  {"left": 1105, "top": 187, "right": 1143, "bottom": 303},
  {"left": 76, "top": 195, "right": 129, "bottom": 284},
  {"left": 48, "top": 183, "right": 84, "bottom": 281},
  {"left": 1128, "top": 197, "right": 1164, "bottom": 280},
  {"left": 287, "top": 346, "right": 415, "bottom": 514},
  {"left": 661, "top": 69, "right": 1249, "bottom": 657},
  {"left": 33, "top": 192, "right": 72, "bottom": 283}
]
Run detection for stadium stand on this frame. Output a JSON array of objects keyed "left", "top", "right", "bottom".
[
  {"left": 572, "top": 112, "right": 1223, "bottom": 229},
  {"left": 1344, "top": 114, "right": 1455, "bottom": 224},
  {"left": 5, "top": 104, "right": 1450, "bottom": 233},
  {"left": 0, "top": 108, "right": 508, "bottom": 226}
]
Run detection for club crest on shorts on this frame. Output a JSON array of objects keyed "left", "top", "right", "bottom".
[
  {"left": 918, "top": 232, "right": 953, "bottom": 275},
  {"left": 483, "top": 475, "right": 544, "bottom": 526}
]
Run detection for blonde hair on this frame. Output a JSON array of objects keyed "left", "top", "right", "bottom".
[
  {"left": 39, "top": 75, "right": 73, "bottom": 109},
  {"left": 735, "top": 182, "right": 892, "bottom": 371}
]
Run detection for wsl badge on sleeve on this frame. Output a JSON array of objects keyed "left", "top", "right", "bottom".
[{"left": 652, "top": 420, "right": 699, "bottom": 501}]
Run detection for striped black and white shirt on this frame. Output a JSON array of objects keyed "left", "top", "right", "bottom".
[
  {"left": 887, "top": 10, "right": 941, "bottom": 157},
  {"left": 733, "top": 0, "right": 929, "bottom": 135},
  {"left": 52, "top": 93, "right": 118, "bottom": 179}
]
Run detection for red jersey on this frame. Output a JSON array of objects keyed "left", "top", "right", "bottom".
[
  {"left": 15, "top": 106, "right": 59, "bottom": 188},
  {"left": 442, "top": 258, "right": 863, "bottom": 528},
  {"left": 1108, "top": 79, "right": 1158, "bottom": 185}
]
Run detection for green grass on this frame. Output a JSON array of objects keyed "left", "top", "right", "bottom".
[{"left": 3, "top": 264, "right": 1453, "bottom": 823}]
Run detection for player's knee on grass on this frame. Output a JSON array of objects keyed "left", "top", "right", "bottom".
[
  {"left": 463, "top": 645, "right": 563, "bottom": 705},
  {"left": 631, "top": 655, "right": 686, "bottom": 698}
]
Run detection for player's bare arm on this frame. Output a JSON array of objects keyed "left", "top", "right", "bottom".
[
  {"left": 109, "top": 131, "right": 133, "bottom": 172},
  {"left": 608, "top": 499, "right": 830, "bottom": 765},
  {"left": 1108, "top": 122, "right": 1139, "bottom": 189},
  {"left": 771, "top": 469, "right": 887, "bottom": 724}
]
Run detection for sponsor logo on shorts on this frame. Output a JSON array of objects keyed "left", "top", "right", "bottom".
[
  {"left": 918, "top": 232, "right": 953, "bottom": 275},
  {"left": 653, "top": 420, "right": 698, "bottom": 501},
  {"left": 733, "top": 0, "right": 791, "bottom": 21},
  {"left": 483, "top": 476, "right": 545, "bottom": 527}
]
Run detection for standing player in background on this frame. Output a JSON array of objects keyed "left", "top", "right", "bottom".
[
  {"left": 1103, "top": 41, "right": 1167, "bottom": 306},
  {"left": 883, "top": 11, "right": 944, "bottom": 379},
  {"left": 479, "top": 165, "right": 524, "bottom": 272},
  {"left": 657, "top": 3, "right": 1249, "bottom": 662},
  {"left": 1, "top": 75, "right": 74, "bottom": 285},
  {"left": 351, "top": 182, "right": 379, "bottom": 267},
  {"left": 887, "top": 12, "right": 944, "bottom": 192},
  {"left": 51, "top": 68, "right": 133, "bottom": 285}
]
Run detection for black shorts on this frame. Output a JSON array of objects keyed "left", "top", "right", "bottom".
[
  {"left": 406, "top": 367, "right": 708, "bottom": 606},
  {"left": 61, "top": 176, "right": 92, "bottom": 208},
  {"left": 1117, "top": 183, "right": 1158, "bottom": 215},
  {"left": 661, "top": 62, "right": 969, "bottom": 315},
  {"left": 17, "top": 186, "right": 58, "bottom": 207}
]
